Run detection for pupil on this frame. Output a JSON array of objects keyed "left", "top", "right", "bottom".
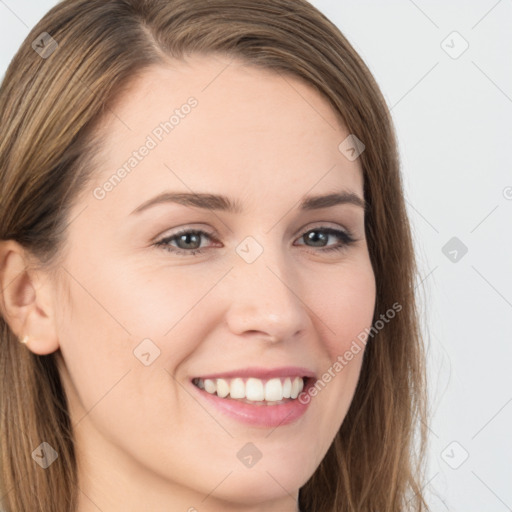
[
  {"left": 179, "top": 233, "right": 200, "bottom": 249},
  {"left": 306, "top": 230, "right": 326, "bottom": 247}
]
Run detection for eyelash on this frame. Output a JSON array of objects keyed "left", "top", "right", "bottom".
[{"left": 154, "top": 226, "right": 357, "bottom": 256}]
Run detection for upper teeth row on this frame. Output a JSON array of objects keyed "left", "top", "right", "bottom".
[{"left": 195, "top": 377, "right": 305, "bottom": 401}]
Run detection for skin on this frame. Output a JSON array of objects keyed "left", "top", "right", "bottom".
[{"left": 0, "top": 54, "right": 376, "bottom": 512}]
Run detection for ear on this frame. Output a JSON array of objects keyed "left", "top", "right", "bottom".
[{"left": 0, "top": 240, "right": 60, "bottom": 355}]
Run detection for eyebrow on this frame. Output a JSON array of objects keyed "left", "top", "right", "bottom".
[{"left": 130, "top": 190, "right": 367, "bottom": 215}]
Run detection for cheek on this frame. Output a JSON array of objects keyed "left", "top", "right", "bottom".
[
  {"left": 55, "top": 255, "right": 226, "bottom": 436},
  {"left": 103, "top": 257, "right": 226, "bottom": 334},
  {"left": 54, "top": 276, "right": 134, "bottom": 421},
  {"left": 303, "top": 259, "right": 375, "bottom": 428},
  {"left": 315, "top": 259, "right": 376, "bottom": 359},
  {"left": 54, "top": 269, "right": 195, "bottom": 456},
  {"left": 59, "top": 256, "right": 213, "bottom": 362}
]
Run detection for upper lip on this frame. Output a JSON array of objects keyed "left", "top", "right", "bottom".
[{"left": 192, "top": 366, "right": 317, "bottom": 381}]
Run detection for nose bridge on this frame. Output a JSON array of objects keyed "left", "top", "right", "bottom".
[{"left": 224, "top": 235, "right": 308, "bottom": 340}]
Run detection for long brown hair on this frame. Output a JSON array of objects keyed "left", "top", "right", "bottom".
[{"left": 0, "top": 1, "right": 429, "bottom": 510}]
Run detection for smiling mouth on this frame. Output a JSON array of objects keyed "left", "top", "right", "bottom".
[{"left": 192, "top": 376, "right": 308, "bottom": 405}]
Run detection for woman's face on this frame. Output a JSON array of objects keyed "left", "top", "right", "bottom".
[{"left": 53, "top": 54, "right": 376, "bottom": 511}]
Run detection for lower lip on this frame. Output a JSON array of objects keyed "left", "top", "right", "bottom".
[{"left": 190, "top": 380, "right": 313, "bottom": 428}]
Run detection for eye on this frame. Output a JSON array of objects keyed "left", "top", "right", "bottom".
[
  {"left": 154, "top": 228, "right": 217, "bottom": 256},
  {"left": 154, "top": 226, "right": 357, "bottom": 256},
  {"left": 294, "top": 227, "right": 357, "bottom": 253}
]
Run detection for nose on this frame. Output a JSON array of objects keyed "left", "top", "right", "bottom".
[{"left": 223, "top": 245, "right": 310, "bottom": 344}]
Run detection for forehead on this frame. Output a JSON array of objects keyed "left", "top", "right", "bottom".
[{"left": 86, "top": 54, "right": 363, "bottom": 215}]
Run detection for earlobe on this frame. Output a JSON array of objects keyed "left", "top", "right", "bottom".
[{"left": 0, "top": 240, "right": 60, "bottom": 355}]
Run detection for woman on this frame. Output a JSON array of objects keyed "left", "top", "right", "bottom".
[{"left": 0, "top": 1, "right": 429, "bottom": 511}]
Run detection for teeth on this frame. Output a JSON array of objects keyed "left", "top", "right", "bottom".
[
  {"left": 246, "top": 378, "right": 264, "bottom": 401},
  {"left": 194, "top": 376, "right": 306, "bottom": 403},
  {"left": 230, "top": 378, "right": 245, "bottom": 399},
  {"left": 204, "top": 379, "right": 216, "bottom": 394},
  {"left": 282, "top": 377, "right": 292, "bottom": 398},
  {"left": 216, "top": 378, "right": 230, "bottom": 398},
  {"left": 265, "top": 378, "right": 282, "bottom": 401},
  {"left": 291, "top": 376, "right": 303, "bottom": 399}
]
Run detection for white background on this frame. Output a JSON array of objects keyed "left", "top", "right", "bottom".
[{"left": 1, "top": 1, "right": 511, "bottom": 510}]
